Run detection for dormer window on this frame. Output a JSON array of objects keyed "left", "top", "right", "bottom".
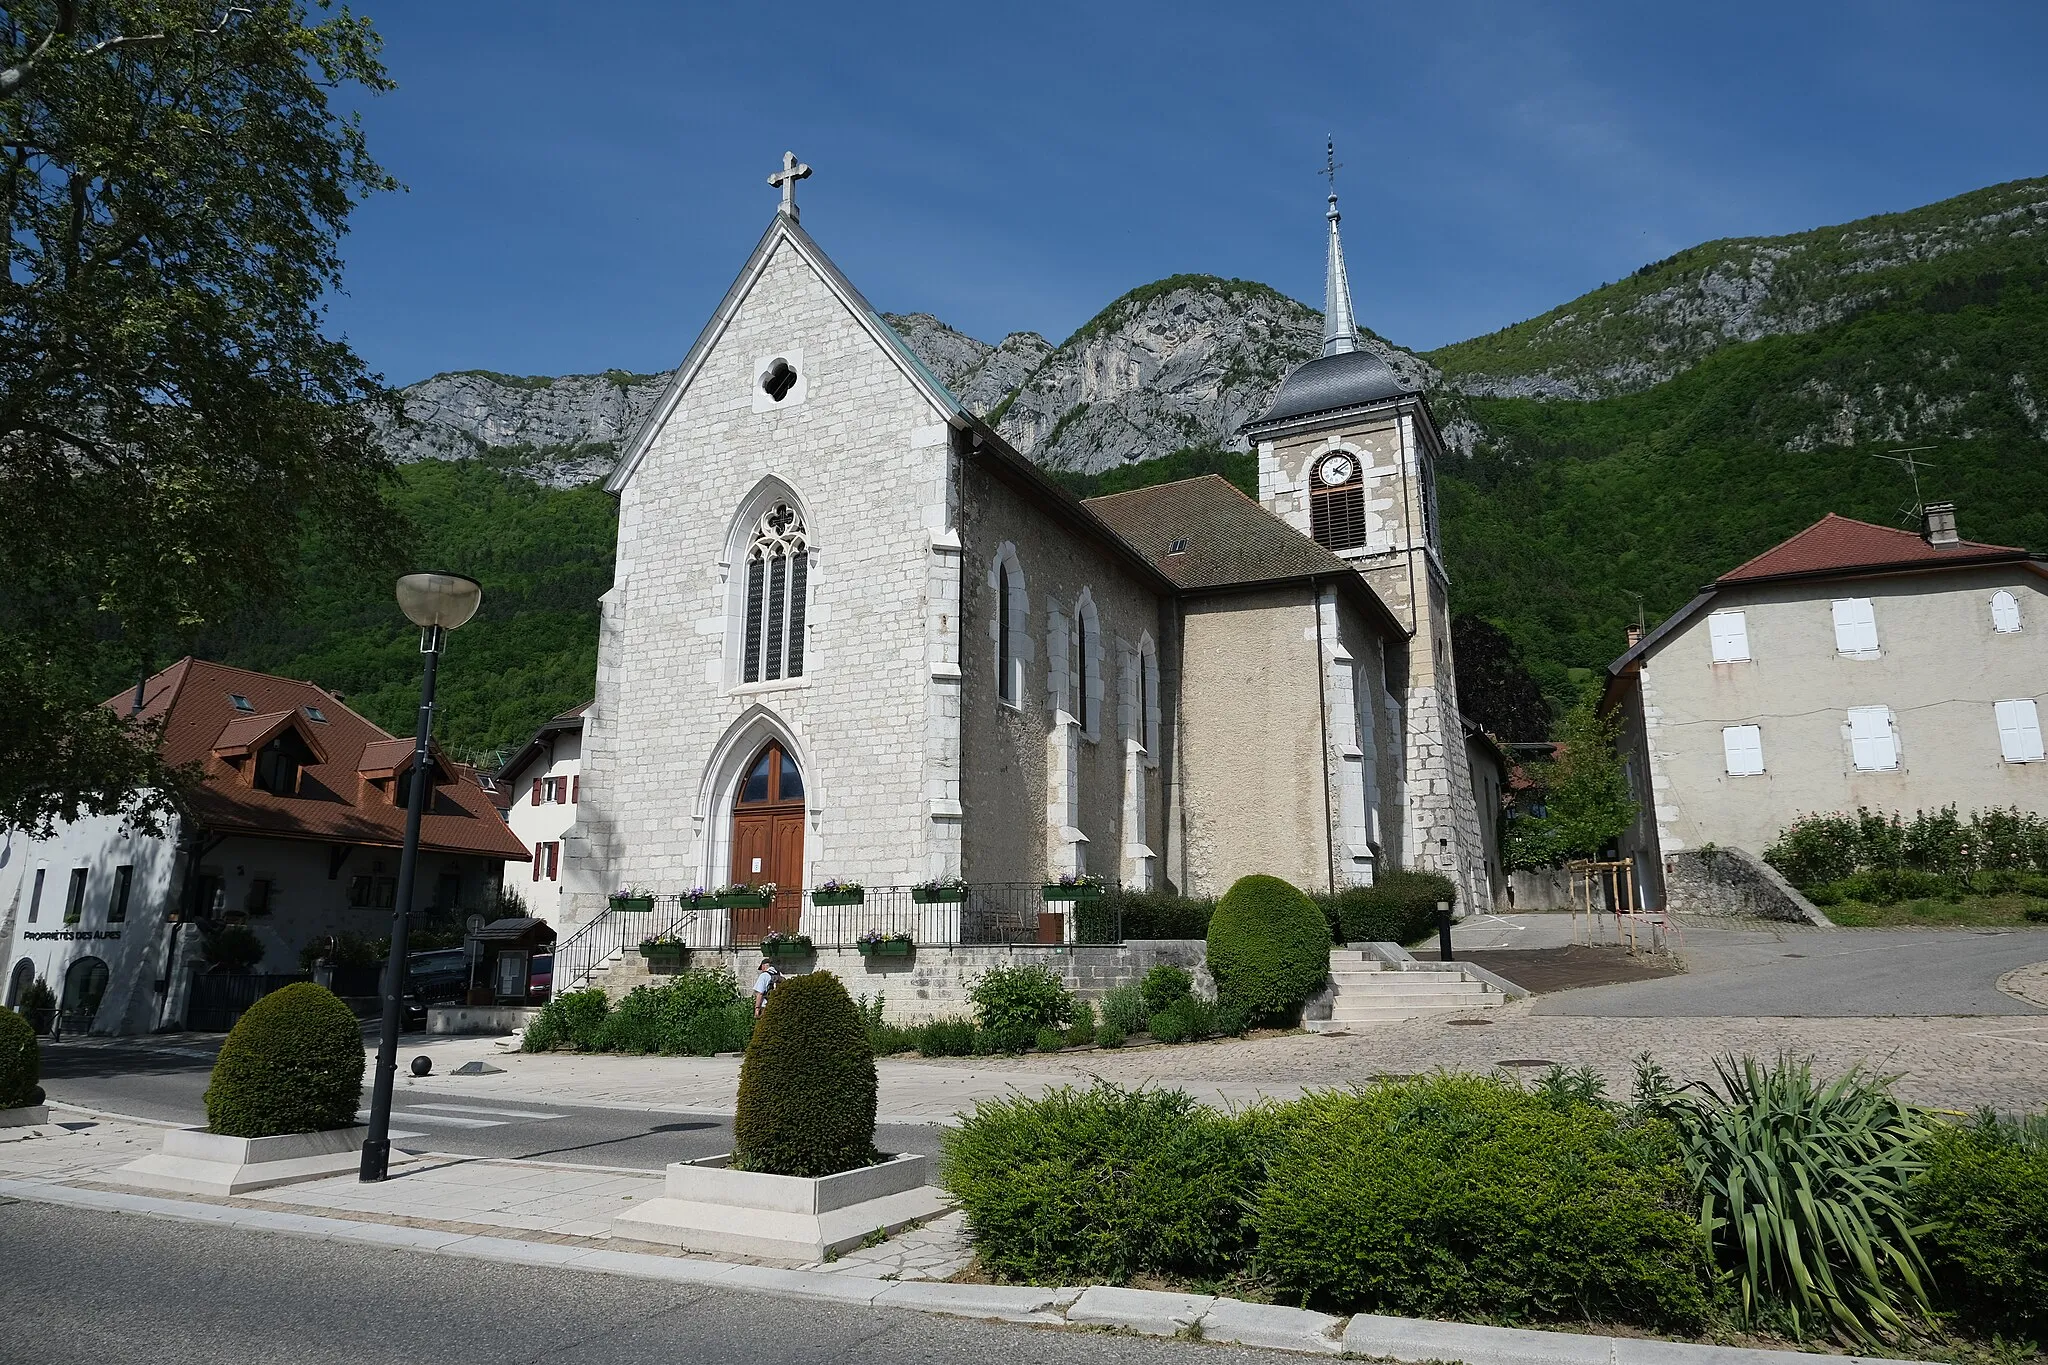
[{"left": 255, "top": 737, "right": 303, "bottom": 795}]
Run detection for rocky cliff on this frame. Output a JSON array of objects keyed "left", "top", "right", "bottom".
[{"left": 377, "top": 368, "right": 670, "bottom": 488}]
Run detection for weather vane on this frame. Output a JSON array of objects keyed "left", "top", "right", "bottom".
[{"left": 1321, "top": 137, "right": 1341, "bottom": 195}]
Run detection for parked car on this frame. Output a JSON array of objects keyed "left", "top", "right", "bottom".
[
  {"left": 527, "top": 952, "right": 553, "bottom": 1004},
  {"left": 400, "top": 947, "right": 472, "bottom": 1029}
]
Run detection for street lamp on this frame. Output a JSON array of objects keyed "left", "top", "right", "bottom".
[{"left": 361, "top": 572, "right": 482, "bottom": 1182}]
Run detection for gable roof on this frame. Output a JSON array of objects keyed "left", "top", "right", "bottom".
[
  {"left": 1085, "top": 475, "right": 1406, "bottom": 637},
  {"left": 606, "top": 212, "right": 963, "bottom": 494},
  {"left": 1717, "top": 513, "right": 2028, "bottom": 584},
  {"left": 113, "top": 659, "right": 528, "bottom": 860},
  {"left": 1607, "top": 513, "right": 2042, "bottom": 680},
  {"left": 498, "top": 704, "right": 589, "bottom": 788}
]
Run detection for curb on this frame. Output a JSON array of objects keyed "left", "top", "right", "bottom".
[{"left": 0, "top": 1180, "right": 1925, "bottom": 1364}]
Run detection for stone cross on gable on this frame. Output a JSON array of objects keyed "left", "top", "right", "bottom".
[{"left": 768, "top": 150, "right": 812, "bottom": 220}]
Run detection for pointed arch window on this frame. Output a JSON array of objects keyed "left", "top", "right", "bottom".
[{"left": 742, "top": 502, "right": 808, "bottom": 684}]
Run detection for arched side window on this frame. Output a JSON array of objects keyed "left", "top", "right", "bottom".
[
  {"left": 1137, "top": 634, "right": 1161, "bottom": 765},
  {"left": 741, "top": 501, "right": 808, "bottom": 684},
  {"left": 1073, "top": 589, "right": 1102, "bottom": 740},
  {"left": 1991, "top": 590, "right": 2023, "bottom": 634},
  {"left": 1308, "top": 449, "right": 1366, "bottom": 551},
  {"left": 989, "top": 544, "right": 1030, "bottom": 708},
  {"left": 5, "top": 958, "right": 33, "bottom": 1008}
]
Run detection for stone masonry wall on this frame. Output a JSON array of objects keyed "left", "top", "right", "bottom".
[
  {"left": 1663, "top": 847, "right": 1832, "bottom": 926},
  {"left": 569, "top": 233, "right": 954, "bottom": 925}
]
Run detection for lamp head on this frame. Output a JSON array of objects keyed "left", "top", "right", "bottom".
[{"left": 396, "top": 573, "right": 483, "bottom": 631}]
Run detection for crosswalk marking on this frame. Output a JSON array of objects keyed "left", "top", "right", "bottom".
[
  {"left": 407, "top": 1103, "right": 562, "bottom": 1121},
  {"left": 354, "top": 1105, "right": 561, "bottom": 1129}
]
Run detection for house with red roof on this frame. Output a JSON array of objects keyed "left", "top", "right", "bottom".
[
  {"left": 1, "top": 659, "right": 529, "bottom": 1035},
  {"left": 1603, "top": 505, "right": 2048, "bottom": 907}
]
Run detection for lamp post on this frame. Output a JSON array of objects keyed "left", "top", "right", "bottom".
[{"left": 361, "top": 572, "right": 482, "bottom": 1183}]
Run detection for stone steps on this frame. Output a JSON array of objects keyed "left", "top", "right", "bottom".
[{"left": 1307, "top": 945, "right": 1510, "bottom": 1032}]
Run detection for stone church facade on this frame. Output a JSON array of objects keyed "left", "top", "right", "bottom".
[{"left": 562, "top": 172, "right": 1486, "bottom": 939}]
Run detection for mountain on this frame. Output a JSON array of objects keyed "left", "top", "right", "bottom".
[{"left": 215, "top": 175, "right": 2048, "bottom": 755}]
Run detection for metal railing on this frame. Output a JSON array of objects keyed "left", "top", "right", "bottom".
[
  {"left": 597, "top": 883, "right": 1124, "bottom": 954},
  {"left": 555, "top": 901, "right": 699, "bottom": 993}
]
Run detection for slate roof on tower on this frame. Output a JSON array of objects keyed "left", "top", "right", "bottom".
[
  {"left": 110, "top": 658, "right": 529, "bottom": 859},
  {"left": 1249, "top": 348, "right": 1414, "bottom": 429}
]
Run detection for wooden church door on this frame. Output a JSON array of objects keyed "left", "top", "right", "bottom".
[{"left": 729, "top": 742, "right": 804, "bottom": 942}]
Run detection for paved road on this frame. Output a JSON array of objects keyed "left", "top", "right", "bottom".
[
  {"left": 35, "top": 1038, "right": 947, "bottom": 1169},
  {"left": 0, "top": 1200, "right": 1298, "bottom": 1365}
]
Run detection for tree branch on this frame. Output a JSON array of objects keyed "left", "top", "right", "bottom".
[{"left": 0, "top": 7, "right": 251, "bottom": 102}]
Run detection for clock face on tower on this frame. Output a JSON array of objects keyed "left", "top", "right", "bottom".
[{"left": 1316, "top": 453, "right": 1356, "bottom": 487}]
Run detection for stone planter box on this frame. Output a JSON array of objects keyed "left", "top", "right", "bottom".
[
  {"left": 427, "top": 1004, "right": 538, "bottom": 1036},
  {"left": 613, "top": 1151, "right": 951, "bottom": 1260},
  {"left": 911, "top": 887, "right": 967, "bottom": 904},
  {"left": 0, "top": 1104, "right": 50, "bottom": 1127},
  {"left": 1042, "top": 884, "right": 1104, "bottom": 902},
  {"left": 609, "top": 895, "right": 655, "bottom": 913},
  {"left": 114, "top": 1125, "right": 375, "bottom": 1196},
  {"left": 857, "top": 940, "right": 913, "bottom": 958},
  {"left": 809, "top": 889, "right": 865, "bottom": 906}
]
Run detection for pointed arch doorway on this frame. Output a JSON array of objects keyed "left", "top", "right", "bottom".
[{"left": 729, "top": 741, "right": 804, "bottom": 942}]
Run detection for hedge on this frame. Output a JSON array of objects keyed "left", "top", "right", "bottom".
[
  {"left": 1316, "top": 869, "right": 1455, "bottom": 945},
  {"left": 1, "top": 1007, "right": 39, "bottom": 1108},
  {"left": 945, "top": 1083, "right": 1258, "bottom": 1282},
  {"left": 203, "top": 982, "right": 365, "bottom": 1138},
  {"left": 1253, "top": 1077, "right": 1712, "bottom": 1330},
  {"left": 733, "top": 971, "right": 877, "bottom": 1177},
  {"left": 1916, "top": 1112, "right": 2048, "bottom": 1341},
  {"left": 1205, "top": 875, "right": 1328, "bottom": 1024}
]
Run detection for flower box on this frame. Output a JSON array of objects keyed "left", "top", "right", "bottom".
[
  {"left": 715, "top": 890, "right": 773, "bottom": 909},
  {"left": 810, "top": 889, "right": 865, "bottom": 906},
  {"left": 759, "top": 936, "right": 813, "bottom": 958},
  {"left": 638, "top": 943, "right": 685, "bottom": 962},
  {"left": 1042, "top": 884, "right": 1104, "bottom": 902},
  {"left": 857, "top": 939, "right": 913, "bottom": 958},
  {"left": 609, "top": 895, "right": 655, "bottom": 913},
  {"left": 911, "top": 886, "right": 968, "bottom": 904}
]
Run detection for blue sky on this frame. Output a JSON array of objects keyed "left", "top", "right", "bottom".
[{"left": 329, "top": 1, "right": 2048, "bottom": 387}]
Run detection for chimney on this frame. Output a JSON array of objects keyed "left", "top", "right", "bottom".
[
  {"left": 1625, "top": 623, "right": 1645, "bottom": 648},
  {"left": 1921, "top": 501, "right": 1960, "bottom": 548}
]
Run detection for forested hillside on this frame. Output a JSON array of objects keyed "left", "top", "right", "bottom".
[{"left": 204, "top": 176, "right": 2048, "bottom": 754}]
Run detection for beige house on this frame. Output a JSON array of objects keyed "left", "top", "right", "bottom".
[{"left": 1605, "top": 507, "right": 2048, "bottom": 906}]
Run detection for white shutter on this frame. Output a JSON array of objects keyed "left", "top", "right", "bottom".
[
  {"left": 1994, "top": 699, "right": 2044, "bottom": 762},
  {"left": 1991, "top": 591, "right": 2022, "bottom": 634},
  {"left": 1722, "top": 725, "right": 1765, "bottom": 776},
  {"left": 1847, "top": 706, "right": 1899, "bottom": 770},
  {"left": 1709, "top": 610, "right": 1750, "bottom": 662},
  {"left": 1832, "top": 598, "right": 1880, "bottom": 657}
]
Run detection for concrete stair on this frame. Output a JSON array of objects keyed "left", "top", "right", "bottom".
[{"left": 1306, "top": 947, "right": 1513, "bottom": 1032}]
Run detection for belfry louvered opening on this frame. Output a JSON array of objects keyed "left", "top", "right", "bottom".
[
  {"left": 1309, "top": 462, "right": 1367, "bottom": 551},
  {"left": 742, "top": 501, "right": 808, "bottom": 684}
]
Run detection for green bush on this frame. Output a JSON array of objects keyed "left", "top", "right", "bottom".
[
  {"left": 1206, "top": 875, "right": 1329, "bottom": 1025},
  {"left": 945, "top": 1083, "right": 1258, "bottom": 1282},
  {"left": 199, "top": 922, "right": 266, "bottom": 972},
  {"left": 521, "top": 987, "right": 611, "bottom": 1052},
  {"left": 1317, "top": 870, "right": 1456, "bottom": 945},
  {"left": 1214, "top": 1000, "right": 1251, "bottom": 1037},
  {"left": 596, "top": 969, "right": 743, "bottom": 1054},
  {"left": 15, "top": 978, "right": 55, "bottom": 1033},
  {"left": 1099, "top": 982, "right": 1146, "bottom": 1036},
  {"left": 1148, "top": 995, "right": 1214, "bottom": 1044},
  {"left": 1638, "top": 1054, "right": 1932, "bottom": 1344},
  {"left": 1766, "top": 805, "right": 2048, "bottom": 890},
  {"left": 1096, "top": 1021, "right": 1126, "bottom": 1049},
  {"left": 915, "top": 1017, "right": 975, "bottom": 1057},
  {"left": 1254, "top": 1076, "right": 1711, "bottom": 1330},
  {"left": 1916, "top": 1111, "right": 2048, "bottom": 1342},
  {"left": 1035, "top": 1026, "right": 1067, "bottom": 1053},
  {"left": 0, "top": 1007, "right": 39, "bottom": 1108},
  {"left": 733, "top": 971, "right": 877, "bottom": 1177},
  {"left": 968, "top": 963, "right": 1072, "bottom": 1053},
  {"left": 1108, "top": 889, "right": 1215, "bottom": 939},
  {"left": 203, "top": 982, "right": 365, "bottom": 1138},
  {"left": 1066, "top": 1001, "right": 1096, "bottom": 1047},
  {"left": 1140, "top": 964, "right": 1193, "bottom": 1015},
  {"left": 683, "top": 1002, "right": 754, "bottom": 1056}
]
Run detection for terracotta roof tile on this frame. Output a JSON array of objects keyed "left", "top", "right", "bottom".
[
  {"left": 111, "top": 659, "right": 528, "bottom": 861},
  {"left": 1718, "top": 513, "right": 2028, "bottom": 584}
]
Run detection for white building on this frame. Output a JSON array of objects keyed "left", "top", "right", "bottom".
[
  {"left": 498, "top": 705, "right": 586, "bottom": 926},
  {"left": 555, "top": 162, "right": 1487, "bottom": 965},
  {"left": 1, "top": 659, "right": 529, "bottom": 1034}
]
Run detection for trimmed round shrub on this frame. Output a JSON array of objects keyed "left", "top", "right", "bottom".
[
  {"left": 968, "top": 963, "right": 1072, "bottom": 1053},
  {"left": 1916, "top": 1112, "right": 2048, "bottom": 1342},
  {"left": 1253, "top": 1076, "right": 1711, "bottom": 1330},
  {"left": 734, "top": 971, "right": 877, "bottom": 1177},
  {"left": 203, "top": 982, "right": 365, "bottom": 1138},
  {"left": 1140, "top": 963, "right": 1193, "bottom": 1015},
  {"left": 1, "top": 1007, "right": 39, "bottom": 1108},
  {"left": 945, "top": 1083, "right": 1258, "bottom": 1282},
  {"left": 1206, "top": 875, "right": 1330, "bottom": 1024}
]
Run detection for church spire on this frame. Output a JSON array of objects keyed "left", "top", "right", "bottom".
[{"left": 1320, "top": 137, "right": 1359, "bottom": 358}]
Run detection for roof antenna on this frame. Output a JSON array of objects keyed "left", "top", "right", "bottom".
[{"left": 1871, "top": 445, "right": 1938, "bottom": 526}]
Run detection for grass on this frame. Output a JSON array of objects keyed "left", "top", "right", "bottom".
[{"left": 1822, "top": 895, "right": 2048, "bottom": 928}]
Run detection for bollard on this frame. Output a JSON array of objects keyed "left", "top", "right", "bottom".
[{"left": 1436, "top": 900, "right": 1454, "bottom": 962}]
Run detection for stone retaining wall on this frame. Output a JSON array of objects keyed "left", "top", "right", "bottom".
[
  {"left": 602, "top": 939, "right": 1210, "bottom": 1023},
  {"left": 1662, "top": 848, "right": 1832, "bottom": 926}
]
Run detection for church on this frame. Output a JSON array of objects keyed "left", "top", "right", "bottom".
[{"left": 560, "top": 156, "right": 1485, "bottom": 948}]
